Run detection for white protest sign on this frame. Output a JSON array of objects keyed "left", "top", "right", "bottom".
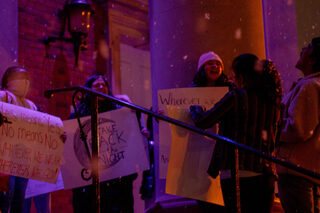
[
  {"left": 25, "top": 172, "right": 64, "bottom": 198},
  {"left": 165, "top": 106, "right": 224, "bottom": 206},
  {"left": 61, "top": 108, "right": 149, "bottom": 189},
  {"left": 0, "top": 102, "right": 64, "bottom": 183},
  {"left": 157, "top": 87, "right": 228, "bottom": 178}
]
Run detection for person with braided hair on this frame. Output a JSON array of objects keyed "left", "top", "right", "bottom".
[{"left": 190, "top": 54, "right": 283, "bottom": 212}]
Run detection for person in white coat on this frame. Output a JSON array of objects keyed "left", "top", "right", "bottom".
[
  {"left": 0, "top": 66, "right": 38, "bottom": 213},
  {"left": 277, "top": 37, "right": 320, "bottom": 213}
]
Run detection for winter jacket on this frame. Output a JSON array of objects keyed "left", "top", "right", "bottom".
[
  {"left": 277, "top": 72, "right": 320, "bottom": 184},
  {"left": 0, "top": 90, "right": 37, "bottom": 110},
  {"left": 191, "top": 87, "right": 281, "bottom": 178}
]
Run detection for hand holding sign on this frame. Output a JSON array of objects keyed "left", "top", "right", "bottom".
[{"left": 0, "top": 113, "right": 12, "bottom": 125}]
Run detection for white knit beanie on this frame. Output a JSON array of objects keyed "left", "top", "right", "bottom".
[{"left": 197, "top": 51, "right": 224, "bottom": 72}]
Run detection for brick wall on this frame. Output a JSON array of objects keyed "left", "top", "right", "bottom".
[
  {"left": 17, "top": 1, "right": 149, "bottom": 212},
  {"left": 18, "top": 1, "right": 96, "bottom": 212},
  {"left": 18, "top": 0, "right": 95, "bottom": 120}
]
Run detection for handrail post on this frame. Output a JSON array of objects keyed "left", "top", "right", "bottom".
[
  {"left": 90, "top": 95, "right": 100, "bottom": 213},
  {"left": 231, "top": 148, "right": 241, "bottom": 213}
]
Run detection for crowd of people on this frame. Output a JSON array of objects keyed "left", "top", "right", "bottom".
[
  {"left": 0, "top": 36, "right": 319, "bottom": 213},
  {"left": 190, "top": 37, "right": 320, "bottom": 213}
]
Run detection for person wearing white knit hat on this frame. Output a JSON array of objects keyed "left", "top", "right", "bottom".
[
  {"left": 191, "top": 51, "right": 232, "bottom": 212},
  {"left": 193, "top": 51, "right": 231, "bottom": 88},
  {"left": 197, "top": 51, "right": 224, "bottom": 72}
]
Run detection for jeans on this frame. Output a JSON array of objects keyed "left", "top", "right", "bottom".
[
  {"left": 278, "top": 174, "right": 320, "bottom": 213},
  {"left": 0, "top": 191, "right": 10, "bottom": 213},
  {"left": 0, "top": 176, "right": 29, "bottom": 213},
  {"left": 23, "top": 193, "right": 51, "bottom": 213}
]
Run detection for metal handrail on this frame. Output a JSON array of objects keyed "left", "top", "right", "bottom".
[{"left": 45, "top": 85, "right": 320, "bottom": 181}]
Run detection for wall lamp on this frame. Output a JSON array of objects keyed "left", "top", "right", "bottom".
[{"left": 43, "top": 0, "right": 93, "bottom": 66}]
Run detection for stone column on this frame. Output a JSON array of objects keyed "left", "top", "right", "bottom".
[
  {"left": 262, "top": 0, "right": 300, "bottom": 94},
  {"left": 263, "top": 0, "right": 320, "bottom": 93}
]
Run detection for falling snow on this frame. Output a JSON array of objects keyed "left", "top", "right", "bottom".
[
  {"left": 204, "top": 13, "right": 210, "bottom": 20},
  {"left": 234, "top": 28, "right": 242, "bottom": 40}
]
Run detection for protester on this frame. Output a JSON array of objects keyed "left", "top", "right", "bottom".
[
  {"left": 192, "top": 51, "right": 232, "bottom": 212},
  {"left": 70, "top": 74, "right": 148, "bottom": 213},
  {"left": 0, "top": 66, "right": 38, "bottom": 213},
  {"left": 277, "top": 37, "right": 320, "bottom": 213},
  {"left": 190, "top": 54, "right": 282, "bottom": 212}
]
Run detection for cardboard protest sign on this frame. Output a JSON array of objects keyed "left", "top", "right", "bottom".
[
  {"left": 25, "top": 172, "right": 64, "bottom": 199},
  {"left": 61, "top": 108, "right": 149, "bottom": 189},
  {"left": 0, "top": 102, "right": 64, "bottom": 183},
  {"left": 157, "top": 87, "right": 228, "bottom": 178},
  {"left": 165, "top": 106, "right": 224, "bottom": 206}
]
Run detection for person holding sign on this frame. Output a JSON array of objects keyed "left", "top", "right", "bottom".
[
  {"left": 0, "top": 66, "right": 38, "bottom": 213},
  {"left": 191, "top": 51, "right": 232, "bottom": 212},
  {"left": 70, "top": 75, "right": 148, "bottom": 213},
  {"left": 190, "top": 54, "right": 283, "bottom": 213}
]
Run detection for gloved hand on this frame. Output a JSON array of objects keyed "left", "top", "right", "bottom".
[{"left": 189, "top": 105, "right": 205, "bottom": 122}]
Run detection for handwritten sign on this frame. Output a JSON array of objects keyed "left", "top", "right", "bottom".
[
  {"left": 0, "top": 102, "right": 64, "bottom": 183},
  {"left": 61, "top": 108, "right": 149, "bottom": 189},
  {"left": 165, "top": 106, "right": 224, "bottom": 206},
  {"left": 158, "top": 87, "right": 228, "bottom": 178},
  {"left": 25, "top": 172, "right": 64, "bottom": 198}
]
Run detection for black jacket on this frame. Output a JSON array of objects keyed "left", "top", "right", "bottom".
[{"left": 191, "top": 87, "right": 281, "bottom": 178}]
